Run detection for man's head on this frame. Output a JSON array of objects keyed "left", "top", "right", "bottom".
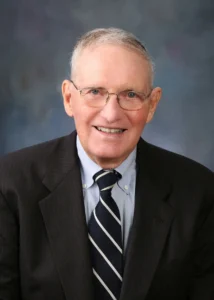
[{"left": 62, "top": 28, "right": 162, "bottom": 169}]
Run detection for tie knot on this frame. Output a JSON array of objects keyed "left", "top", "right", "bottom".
[{"left": 93, "top": 169, "right": 122, "bottom": 193}]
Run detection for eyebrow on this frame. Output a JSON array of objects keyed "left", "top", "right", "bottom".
[
  {"left": 85, "top": 85, "right": 106, "bottom": 89},
  {"left": 84, "top": 84, "right": 140, "bottom": 92}
]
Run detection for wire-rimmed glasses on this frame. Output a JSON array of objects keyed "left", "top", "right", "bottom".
[{"left": 69, "top": 80, "right": 152, "bottom": 111}]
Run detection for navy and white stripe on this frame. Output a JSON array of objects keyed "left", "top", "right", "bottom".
[{"left": 88, "top": 169, "right": 123, "bottom": 300}]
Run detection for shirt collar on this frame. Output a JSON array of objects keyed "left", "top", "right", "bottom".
[
  {"left": 76, "top": 135, "right": 136, "bottom": 193},
  {"left": 76, "top": 136, "right": 100, "bottom": 189}
]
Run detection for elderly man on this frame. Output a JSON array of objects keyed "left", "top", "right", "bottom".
[{"left": 0, "top": 28, "right": 214, "bottom": 300}]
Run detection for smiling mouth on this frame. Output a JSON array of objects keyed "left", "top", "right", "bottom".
[{"left": 94, "top": 126, "right": 126, "bottom": 133}]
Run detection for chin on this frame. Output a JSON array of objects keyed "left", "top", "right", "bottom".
[
  {"left": 94, "top": 151, "right": 121, "bottom": 159},
  {"left": 91, "top": 148, "right": 128, "bottom": 165}
]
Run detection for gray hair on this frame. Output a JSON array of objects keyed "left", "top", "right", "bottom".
[{"left": 70, "top": 27, "right": 155, "bottom": 84}]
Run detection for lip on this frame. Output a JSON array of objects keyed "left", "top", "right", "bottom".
[
  {"left": 93, "top": 126, "right": 127, "bottom": 137},
  {"left": 93, "top": 125, "right": 127, "bottom": 131}
]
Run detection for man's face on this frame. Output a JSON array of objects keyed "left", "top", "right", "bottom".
[{"left": 62, "top": 44, "right": 161, "bottom": 168}]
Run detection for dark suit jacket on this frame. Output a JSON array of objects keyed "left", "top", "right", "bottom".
[{"left": 0, "top": 131, "right": 214, "bottom": 300}]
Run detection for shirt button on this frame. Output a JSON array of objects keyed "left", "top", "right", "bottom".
[
  {"left": 83, "top": 184, "right": 87, "bottom": 189},
  {"left": 124, "top": 185, "right": 129, "bottom": 190}
]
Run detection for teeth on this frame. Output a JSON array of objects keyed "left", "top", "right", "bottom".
[{"left": 97, "top": 127, "right": 124, "bottom": 133}]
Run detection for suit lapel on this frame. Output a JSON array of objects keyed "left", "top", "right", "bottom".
[
  {"left": 120, "top": 139, "right": 174, "bottom": 300},
  {"left": 39, "top": 132, "right": 94, "bottom": 300}
]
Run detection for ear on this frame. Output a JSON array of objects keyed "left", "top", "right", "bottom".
[
  {"left": 62, "top": 80, "right": 74, "bottom": 117},
  {"left": 146, "top": 87, "right": 162, "bottom": 123}
]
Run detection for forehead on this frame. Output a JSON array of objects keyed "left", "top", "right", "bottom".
[{"left": 73, "top": 44, "right": 151, "bottom": 90}]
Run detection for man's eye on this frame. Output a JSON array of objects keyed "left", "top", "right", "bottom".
[
  {"left": 89, "top": 89, "right": 100, "bottom": 95},
  {"left": 127, "top": 91, "right": 137, "bottom": 98}
]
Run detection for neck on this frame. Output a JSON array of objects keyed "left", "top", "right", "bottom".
[{"left": 90, "top": 155, "right": 129, "bottom": 170}]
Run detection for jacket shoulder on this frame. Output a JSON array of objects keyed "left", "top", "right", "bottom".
[
  {"left": 141, "top": 139, "right": 213, "bottom": 181},
  {"left": 1, "top": 135, "right": 67, "bottom": 167},
  {"left": 0, "top": 133, "right": 76, "bottom": 190}
]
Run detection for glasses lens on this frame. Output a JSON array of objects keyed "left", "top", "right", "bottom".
[
  {"left": 81, "top": 87, "right": 107, "bottom": 107},
  {"left": 119, "top": 91, "right": 145, "bottom": 110}
]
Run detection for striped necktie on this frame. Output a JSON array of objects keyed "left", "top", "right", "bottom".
[{"left": 88, "top": 169, "right": 123, "bottom": 300}]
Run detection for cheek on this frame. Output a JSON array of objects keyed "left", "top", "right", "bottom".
[
  {"left": 128, "top": 109, "right": 149, "bottom": 129},
  {"left": 72, "top": 105, "right": 98, "bottom": 129}
]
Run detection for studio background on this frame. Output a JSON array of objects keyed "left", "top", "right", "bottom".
[{"left": 0, "top": 0, "right": 213, "bottom": 171}]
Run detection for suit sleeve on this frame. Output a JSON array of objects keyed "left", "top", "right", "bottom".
[
  {"left": 0, "top": 190, "right": 21, "bottom": 300},
  {"left": 189, "top": 179, "right": 214, "bottom": 300}
]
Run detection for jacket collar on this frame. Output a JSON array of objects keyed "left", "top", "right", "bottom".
[
  {"left": 40, "top": 131, "right": 94, "bottom": 300},
  {"left": 120, "top": 138, "right": 174, "bottom": 300}
]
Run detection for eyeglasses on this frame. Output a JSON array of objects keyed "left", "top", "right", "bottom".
[{"left": 69, "top": 80, "right": 152, "bottom": 111}]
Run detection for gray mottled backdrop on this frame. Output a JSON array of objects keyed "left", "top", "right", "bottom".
[{"left": 0, "top": 0, "right": 214, "bottom": 170}]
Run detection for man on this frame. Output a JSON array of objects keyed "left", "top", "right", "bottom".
[{"left": 0, "top": 28, "right": 213, "bottom": 300}]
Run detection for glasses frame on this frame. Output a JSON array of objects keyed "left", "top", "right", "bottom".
[{"left": 69, "top": 79, "right": 152, "bottom": 111}]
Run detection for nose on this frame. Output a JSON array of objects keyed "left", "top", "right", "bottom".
[{"left": 99, "top": 93, "right": 124, "bottom": 123}]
